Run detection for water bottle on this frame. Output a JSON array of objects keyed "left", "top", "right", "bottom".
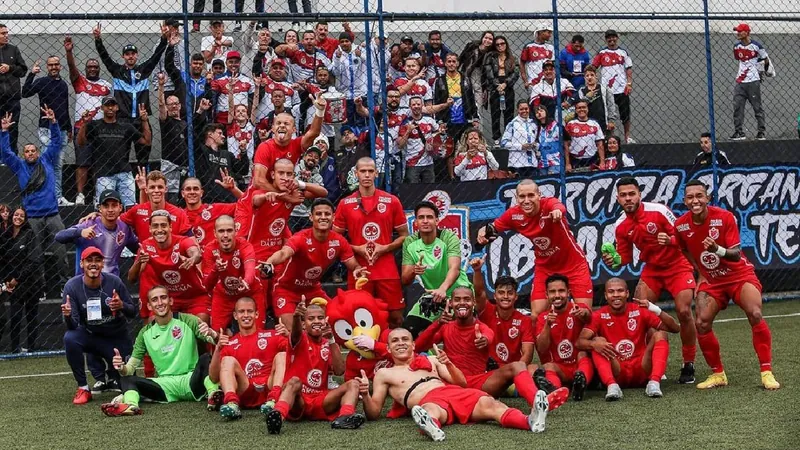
[
  {"left": 499, "top": 94, "right": 506, "bottom": 111},
  {"left": 601, "top": 243, "right": 622, "bottom": 268}
]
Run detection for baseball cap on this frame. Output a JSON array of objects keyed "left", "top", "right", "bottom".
[
  {"left": 122, "top": 44, "right": 138, "bottom": 54},
  {"left": 542, "top": 59, "right": 555, "bottom": 68},
  {"left": 101, "top": 96, "right": 117, "bottom": 106},
  {"left": 211, "top": 20, "right": 223, "bottom": 26},
  {"left": 81, "top": 246, "right": 104, "bottom": 260},
  {"left": 98, "top": 189, "right": 122, "bottom": 204},
  {"left": 400, "top": 35, "right": 414, "bottom": 44},
  {"left": 305, "top": 145, "right": 322, "bottom": 156},
  {"left": 340, "top": 125, "right": 357, "bottom": 136},
  {"left": 535, "top": 23, "right": 554, "bottom": 33},
  {"left": 226, "top": 51, "right": 242, "bottom": 60},
  {"left": 270, "top": 58, "right": 286, "bottom": 67},
  {"left": 604, "top": 29, "right": 619, "bottom": 38},
  {"left": 733, "top": 23, "right": 751, "bottom": 33},
  {"left": 211, "top": 58, "right": 225, "bottom": 67}
]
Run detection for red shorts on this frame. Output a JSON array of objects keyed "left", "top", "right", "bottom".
[
  {"left": 172, "top": 295, "right": 211, "bottom": 316},
  {"left": 347, "top": 276, "right": 405, "bottom": 311},
  {"left": 697, "top": 275, "right": 762, "bottom": 311},
  {"left": 531, "top": 263, "right": 593, "bottom": 301},
  {"left": 553, "top": 361, "right": 578, "bottom": 382},
  {"left": 272, "top": 285, "right": 331, "bottom": 316},
  {"left": 288, "top": 390, "right": 336, "bottom": 421},
  {"left": 211, "top": 289, "right": 266, "bottom": 331},
  {"left": 418, "top": 385, "right": 490, "bottom": 425},
  {"left": 641, "top": 265, "right": 696, "bottom": 299},
  {"left": 464, "top": 371, "right": 493, "bottom": 391},
  {"left": 240, "top": 382, "right": 271, "bottom": 409},
  {"left": 616, "top": 355, "right": 649, "bottom": 388}
]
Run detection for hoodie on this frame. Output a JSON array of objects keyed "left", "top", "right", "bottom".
[
  {"left": 559, "top": 44, "right": 591, "bottom": 88},
  {"left": 0, "top": 122, "right": 62, "bottom": 217}
]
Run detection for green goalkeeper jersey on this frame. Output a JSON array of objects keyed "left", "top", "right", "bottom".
[
  {"left": 402, "top": 229, "right": 472, "bottom": 296},
  {"left": 131, "top": 313, "right": 209, "bottom": 377}
]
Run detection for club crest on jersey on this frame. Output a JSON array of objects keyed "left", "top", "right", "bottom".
[
  {"left": 171, "top": 251, "right": 180, "bottom": 264},
  {"left": 257, "top": 338, "right": 268, "bottom": 350},
  {"left": 533, "top": 237, "right": 551, "bottom": 251},
  {"left": 194, "top": 227, "right": 205, "bottom": 243},
  {"left": 163, "top": 270, "right": 181, "bottom": 285},
  {"left": 115, "top": 231, "right": 125, "bottom": 245},
  {"left": 627, "top": 318, "right": 637, "bottom": 331},
  {"left": 615, "top": 339, "right": 635, "bottom": 360},
  {"left": 232, "top": 256, "right": 241, "bottom": 269},
  {"left": 327, "top": 248, "right": 336, "bottom": 260},
  {"left": 539, "top": 217, "right": 546, "bottom": 229},
  {"left": 245, "top": 358, "right": 263, "bottom": 379},
  {"left": 709, "top": 227, "right": 720, "bottom": 240},
  {"left": 307, "top": 369, "right": 323, "bottom": 388},
  {"left": 362, "top": 222, "right": 381, "bottom": 241},
  {"left": 433, "top": 245, "right": 442, "bottom": 260},
  {"left": 558, "top": 339, "right": 573, "bottom": 360},
  {"left": 495, "top": 343, "right": 509, "bottom": 362},
  {"left": 320, "top": 345, "right": 330, "bottom": 361},
  {"left": 305, "top": 266, "right": 322, "bottom": 280},
  {"left": 270, "top": 218, "right": 286, "bottom": 237},
  {"left": 377, "top": 203, "right": 387, "bottom": 214},
  {"left": 508, "top": 326, "right": 519, "bottom": 339},
  {"left": 566, "top": 316, "right": 574, "bottom": 329},
  {"left": 171, "top": 325, "right": 183, "bottom": 340},
  {"left": 277, "top": 297, "right": 286, "bottom": 309},
  {"left": 201, "top": 209, "right": 212, "bottom": 221},
  {"left": 700, "top": 251, "right": 720, "bottom": 269},
  {"left": 646, "top": 222, "right": 657, "bottom": 234}
]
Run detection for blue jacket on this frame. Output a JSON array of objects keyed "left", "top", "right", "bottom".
[
  {"left": 0, "top": 122, "right": 62, "bottom": 217},
  {"left": 62, "top": 273, "right": 136, "bottom": 337},
  {"left": 559, "top": 44, "right": 592, "bottom": 89},
  {"left": 320, "top": 156, "right": 341, "bottom": 202}
]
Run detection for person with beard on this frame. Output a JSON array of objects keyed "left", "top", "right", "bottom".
[
  {"left": 195, "top": 123, "right": 246, "bottom": 203},
  {"left": 355, "top": 87, "right": 407, "bottom": 186},
  {"left": 433, "top": 53, "right": 477, "bottom": 145},
  {"left": 276, "top": 30, "right": 333, "bottom": 86},
  {"left": 181, "top": 176, "right": 240, "bottom": 249},
  {"left": 289, "top": 146, "right": 324, "bottom": 232},
  {"left": 529, "top": 60, "right": 576, "bottom": 121},
  {"left": 332, "top": 33, "right": 368, "bottom": 129},
  {"left": 421, "top": 31, "right": 453, "bottom": 85},
  {"left": 65, "top": 36, "right": 111, "bottom": 205},
  {"left": 164, "top": 44, "right": 213, "bottom": 122},
  {"left": 314, "top": 21, "right": 355, "bottom": 59},
  {"left": 62, "top": 247, "right": 137, "bottom": 404},
  {"left": 252, "top": 59, "right": 301, "bottom": 132},
  {"left": 397, "top": 96, "right": 441, "bottom": 183},
  {"left": 299, "top": 66, "right": 336, "bottom": 143},
  {"left": 389, "top": 36, "right": 424, "bottom": 81}
]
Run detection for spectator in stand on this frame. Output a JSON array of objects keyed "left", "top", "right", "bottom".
[
  {"left": 564, "top": 99, "right": 605, "bottom": 171},
  {"left": 397, "top": 96, "right": 441, "bottom": 183},
  {"left": 154, "top": 19, "right": 183, "bottom": 100},
  {"left": 164, "top": 43, "right": 212, "bottom": 122},
  {"left": 2, "top": 207, "right": 43, "bottom": 353},
  {"left": 333, "top": 33, "right": 368, "bottom": 129},
  {"left": 157, "top": 73, "right": 189, "bottom": 200},
  {"left": 459, "top": 31, "right": 494, "bottom": 116},
  {"left": 598, "top": 135, "right": 634, "bottom": 170},
  {"left": 501, "top": 100, "right": 539, "bottom": 178},
  {"left": 201, "top": 21, "right": 233, "bottom": 67},
  {"left": 226, "top": 76, "right": 260, "bottom": 184},
  {"left": 530, "top": 60, "right": 576, "bottom": 120},
  {"left": 592, "top": 30, "right": 634, "bottom": 143},
  {"left": 252, "top": 59, "right": 301, "bottom": 129},
  {"left": 0, "top": 24, "right": 26, "bottom": 153},
  {"left": 280, "top": 30, "right": 300, "bottom": 83},
  {"left": 421, "top": 30, "right": 452, "bottom": 85},
  {"left": 65, "top": 36, "right": 111, "bottom": 206},
  {"left": 390, "top": 36, "right": 424, "bottom": 81},
  {"left": 534, "top": 104, "right": 561, "bottom": 174},
  {"left": 290, "top": 146, "right": 324, "bottom": 232},
  {"left": 298, "top": 66, "right": 337, "bottom": 147},
  {"left": 195, "top": 123, "right": 243, "bottom": 203},
  {"left": 560, "top": 35, "right": 591, "bottom": 89},
  {"left": 1, "top": 107, "right": 69, "bottom": 284},
  {"left": 484, "top": 35, "right": 519, "bottom": 146},
  {"left": 192, "top": 0, "right": 222, "bottom": 32},
  {"left": 315, "top": 21, "right": 355, "bottom": 59},
  {"left": 211, "top": 51, "right": 255, "bottom": 125},
  {"left": 579, "top": 65, "right": 618, "bottom": 136},
  {"left": 693, "top": 132, "right": 730, "bottom": 168},
  {"left": 22, "top": 56, "right": 73, "bottom": 206},
  {"left": 731, "top": 23, "right": 770, "bottom": 141},
  {"left": 77, "top": 98, "right": 151, "bottom": 208},
  {"left": 520, "top": 23, "right": 554, "bottom": 93},
  {"left": 276, "top": 30, "right": 333, "bottom": 85},
  {"left": 356, "top": 86, "right": 408, "bottom": 185},
  {"left": 256, "top": 89, "right": 294, "bottom": 144},
  {"left": 433, "top": 53, "right": 477, "bottom": 145},
  {"left": 242, "top": 25, "right": 280, "bottom": 79},
  {"left": 334, "top": 125, "right": 371, "bottom": 193},
  {"left": 395, "top": 57, "right": 433, "bottom": 109},
  {"left": 313, "top": 135, "right": 341, "bottom": 203},
  {"left": 454, "top": 128, "right": 499, "bottom": 181}
]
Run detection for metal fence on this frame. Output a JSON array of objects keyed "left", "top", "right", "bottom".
[{"left": 0, "top": 1, "right": 798, "bottom": 357}]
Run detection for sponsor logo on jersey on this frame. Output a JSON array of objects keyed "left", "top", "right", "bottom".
[
  {"left": 343, "top": 197, "right": 358, "bottom": 205},
  {"left": 628, "top": 309, "right": 640, "bottom": 318},
  {"left": 557, "top": 339, "right": 573, "bottom": 360},
  {"left": 163, "top": 270, "right": 181, "bottom": 285},
  {"left": 677, "top": 223, "right": 690, "bottom": 232},
  {"left": 305, "top": 266, "right": 323, "bottom": 280},
  {"left": 329, "top": 240, "right": 340, "bottom": 247},
  {"left": 646, "top": 222, "right": 657, "bottom": 234},
  {"left": 700, "top": 251, "right": 720, "bottom": 269},
  {"left": 362, "top": 222, "right": 381, "bottom": 241},
  {"left": 270, "top": 218, "right": 286, "bottom": 237},
  {"left": 600, "top": 313, "right": 611, "bottom": 320},
  {"left": 710, "top": 219, "right": 723, "bottom": 227},
  {"left": 615, "top": 339, "right": 635, "bottom": 360},
  {"left": 512, "top": 214, "right": 524, "bottom": 221},
  {"left": 307, "top": 369, "right": 323, "bottom": 388},
  {"left": 495, "top": 343, "right": 509, "bottom": 362},
  {"left": 223, "top": 276, "right": 243, "bottom": 292},
  {"left": 137, "top": 209, "right": 149, "bottom": 216}
]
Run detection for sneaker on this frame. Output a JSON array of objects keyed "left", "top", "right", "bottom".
[
  {"left": 106, "top": 379, "right": 121, "bottom": 392},
  {"left": 528, "top": 390, "right": 549, "bottom": 433},
  {"left": 729, "top": 132, "right": 746, "bottom": 141},
  {"left": 266, "top": 409, "right": 283, "bottom": 434},
  {"left": 756, "top": 131, "right": 766, "bottom": 140},
  {"left": 206, "top": 390, "right": 223, "bottom": 411},
  {"left": 328, "top": 375, "right": 340, "bottom": 390},
  {"left": 233, "top": 22, "right": 242, "bottom": 32},
  {"left": 697, "top": 371, "right": 728, "bottom": 390},
  {"left": 626, "top": 136, "right": 636, "bottom": 144},
  {"left": 260, "top": 399, "right": 276, "bottom": 416},
  {"left": 331, "top": 413, "right": 366, "bottom": 430},
  {"left": 73, "top": 388, "right": 92, "bottom": 405},
  {"left": 101, "top": 402, "right": 142, "bottom": 416},
  {"left": 571, "top": 370, "right": 587, "bottom": 401},
  {"left": 761, "top": 370, "right": 780, "bottom": 390},
  {"left": 75, "top": 193, "right": 85, "bottom": 205},
  {"left": 605, "top": 383, "right": 623, "bottom": 401},
  {"left": 220, "top": 402, "right": 243, "bottom": 420},
  {"left": 533, "top": 368, "right": 556, "bottom": 394},
  {"left": 90, "top": 380, "right": 108, "bottom": 395},
  {"left": 645, "top": 380, "right": 663, "bottom": 398},
  {"left": 411, "top": 405, "right": 445, "bottom": 442},
  {"left": 58, "top": 196, "right": 75, "bottom": 207},
  {"left": 678, "top": 362, "right": 695, "bottom": 384},
  {"left": 545, "top": 387, "right": 569, "bottom": 411}
]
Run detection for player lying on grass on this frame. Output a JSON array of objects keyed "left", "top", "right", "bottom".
[
  {"left": 360, "top": 328, "right": 565, "bottom": 442},
  {"left": 577, "top": 278, "right": 680, "bottom": 401},
  {"left": 264, "top": 299, "right": 366, "bottom": 434},
  {"left": 209, "top": 297, "right": 287, "bottom": 420},
  {"left": 101, "top": 286, "right": 221, "bottom": 416}
]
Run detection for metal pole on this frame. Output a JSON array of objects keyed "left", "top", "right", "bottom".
[
  {"left": 377, "top": 0, "right": 392, "bottom": 192},
  {"left": 182, "top": 0, "right": 195, "bottom": 176},
  {"left": 703, "top": 0, "right": 718, "bottom": 203},
  {"left": 551, "top": 1, "right": 566, "bottom": 203},
  {"left": 364, "top": 0, "right": 376, "bottom": 160}
]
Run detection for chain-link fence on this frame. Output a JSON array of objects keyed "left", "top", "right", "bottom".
[{"left": 0, "top": 2, "right": 798, "bottom": 357}]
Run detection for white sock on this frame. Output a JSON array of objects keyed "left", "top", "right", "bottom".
[{"left": 79, "top": 385, "right": 89, "bottom": 391}]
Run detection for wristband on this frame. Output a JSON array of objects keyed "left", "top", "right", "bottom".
[
  {"left": 314, "top": 106, "right": 325, "bottom": 118},
  {"left": 714, "top": 246, "right": 727, "bottom": 257},
  {"left": 647, "top": 303, "right": 662, "bottom": 315},
  {"left": 297, "top": 180, "right": 307, "bottom": 190}
]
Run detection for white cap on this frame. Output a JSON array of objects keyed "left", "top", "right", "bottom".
[{"left": 535, "top": 22, "right": 554, "bottom": 34}]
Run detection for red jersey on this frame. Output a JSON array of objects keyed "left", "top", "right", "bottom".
[
  {"left": 253, "top": 136, "right": 303, "bottom": 173},
  {"left": 614, "top": 202, "right": 692, "bottom": 271},
  {"left": 202, "top": 237, "right": 262, "bottom": 296},
  {"left": 478, "top": 303, "right": 534, "bottom": 366},
  {"left": 333, "top": 189, "right": 406, "bottom": 280},
  {"left": 220, "top": 330, "right": 288, "bottom": 387},
  {"left": 121, "top": 202, "right": 191, "bottom": 241},
  {"left": 246, "top": 191, "right": 294, "bottom": 261},
  {"left": 584, "top": 303, "right": 662, "bottom": 361},
  {"left": 415, "top": 320, "right": 495, "bottom": 376},
  {"left": 276, "top": 229, "right": 354, "bottom": 291},
  {"left": 234, "top": 186, "right": 256, "bottom": 239},
  {"left": 285, "top": 332, "right": 333, "bottom": 394},
  {"left": 674, "top": 206, "right": 756, "bottom": 284},
  {"left": 138, "top": 235, "right": 206, "bottom": 300},
  {"left": 493, "top": 198, "right": 586, "bottom": 272},
  {"left": 185, "top": 203, "right": 237, "bottom": 248},
  {"left": 535, "top": 306, "right": 587, "bottom": 365}
]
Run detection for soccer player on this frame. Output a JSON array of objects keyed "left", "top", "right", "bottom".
[
  {"left": 181, "top": 175, "right": 239, "bottom": 248},
  {"left": 477, "top": 179, "right": 593, "bottom": 323},
  {"left": 401, "top": 201, "right": 472, "bottom": 336},
  {"left": 577, "top": 278, "right": 680, "bottom": 400},
  {"left": 670, "top": 180, "right": 779, "bottom": 390},
  {"left": 260, "top": 198, "right": 369, "bottom": 330},
  {"left": 361, "top": 328, "right": 562, "bottom": 441},
  {"left": 264, "top": 300, "right": 366, "bottom": 433},
  {"left": 605, "top": 177, "right": 698, "bottom": 383},
  {"left": 121, "top": 170, "right": 191, "bottom": 240},
  {"left": 209, "top": 297, "right": 288, "bottom": 420},
  {"left": 534, "top": 274, "right": 594, "bottom": 401},
  {"left": 415, "top": 286, "right": 569, "bottom": 407},
  {"left": 101, "top": 286, "right": 220, "bottom": 416},
  {"left": 202, "top": 215, "right": 265, "bottom": 331},
  {"left": 333, "top": 157, "right": 409, "bottom": 328}
]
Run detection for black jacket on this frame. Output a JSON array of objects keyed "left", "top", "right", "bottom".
[
  {"left": 433, "top": 71, "right": 478, "bottom": 124},
  {"left": 483, "top": 52, "right": 519, "bottom": 89},
  {"left": 0, "top": 43, "right": 27, "bottom": 99},
  {"left": 164, "top": 44, "right": 213, "bottom": 121},
  {"left": 4, "top": 223, "right": 39, "bottom": 283},
  {"left": 95, "top": 37, "right": 167, "bottom": 118}
]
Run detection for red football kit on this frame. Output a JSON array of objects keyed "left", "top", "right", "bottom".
[
  {"left": 414, "top": 320, "right": 495, "bottom": 390},
  {"left": 220, "top": 330, "right": 288, "bottom": 407},
  {"left": 253, "top": 136, "right": 304, "bottom": 176},
  {"left": 273, "top": 229, "right": 354, "bottom": 316},
  {"left": 121, "top": 201, "right": 191, "bottom": 241},
  {"left": 535, "top": 306, "right": 589, "bottom": 380},
  {"left": 202, "top": 237, "right": 265, "bottom": 330},
  {"left": 478, "top": 303, "right": 535, "bottom": 367},
  {"left": 615, "top": 202, "right": 696, "bottom": 297},
  {"left": 185, "top": 203, "right": 236, "bottom": 248},
  {"left": 246, "top": 191, "right": 294, "bottom": 261},
  {"left": 492, "top": 198, "right": 593, "bottom": 300},
  {"left": 334, "top": 189, "right": 406, "bottom": 310},
  {"left": 283, "top": 332, "right": 338, "bottom": 421},
  {"left": 138, "top": 235, "right": 208, "bottom": 317}
]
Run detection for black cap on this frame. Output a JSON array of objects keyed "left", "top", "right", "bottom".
[
  {"left": 400, "top": 35, "right": 413, "bottom": 43},
  {"left": 122, "top": 44, "right": 138, "bottom": 54},
  {"left": 542, "top": 59, "right": 555, "bottom": 68},
  {"left": 211, "top": 20, "right": 223, "bottom": 26},
  {"left": 304, "top": 145, "right": 322, "bottom": 156},
  {"left": 338, "top": 32, "right": 352, "bottom": 41},
  {"left": 604, "top": 29, "right": 619, "bottom": 38},
  {"left": 211, "top": 58, "right": 225, "bottom": 67},
  {"left": 164, "top": 18, "right": 181, "bottom": 28},
  {"left": 98, "top": 189, "right": 122, "bottom": 204},
  {"left": 101, "top": 96, "right": 117, "bottom": 106}
]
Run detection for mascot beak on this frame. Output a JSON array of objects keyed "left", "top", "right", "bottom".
[{"left": 344, "top": 325, "right": 381, "bottom": 359}]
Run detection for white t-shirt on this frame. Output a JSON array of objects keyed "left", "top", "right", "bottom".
[
  {"left": 399, "top": 115, "right": 439, "bottom": 167},
  {"left": 201, "top": 35, "right": 234, "bottom": 69}
]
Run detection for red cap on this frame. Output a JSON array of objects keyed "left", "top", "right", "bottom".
[
  {"left": 81, "top": 246, "right": 104, "bottom": 260},
  {"left": 733, "top": 23, "right": 751, "bottom": 33},
  {"left": 226, "top": 50, "right": 242, "bottom": 60},
  {"left": 270, "top": 58, "right": 286, "bottom": 67}
]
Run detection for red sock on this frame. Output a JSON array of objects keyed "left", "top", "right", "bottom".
[
  {"left": 751, "top": 320, "right": 773, "bottom": 372},
  {"left": 577, "top": 357, "right": 594, "bottom": 384},
  {"left": 432, "top": 417, "right": 442, "bottom": 429},
  {"left": 267, "top": 385, "right": 282, "bottom": 402},
  {"left": 274, "top": 400, "right": 290, "bottom": 418},
  {"left": 650, "top": 340, "right": 670, "bottom": 382},
  {"left": 338, "top": 404, "right": 355, "bottom": 417},
  {"left": 513, "top": 371, "right": 538, "bottom": 406},
  {"left": 143, "top": 355, "right": 155, "bottom": 378},
  {"left": 697, "top": 331, "right": 724, "bottom": 373},
  {"left": 591, "top": 352, "right": 616, "bottom": 386},
  {"left": 681, "top": 345, "right": 697, "bottom": 364},
  {"left": 544, "top": 370, "right": 562, "bottom": 388},
  {"left": 499, "top": 408, "right": 530, "bottom": 430},
  {"left": 223, "top": 391, "right": 239, "bottom": 405}
]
